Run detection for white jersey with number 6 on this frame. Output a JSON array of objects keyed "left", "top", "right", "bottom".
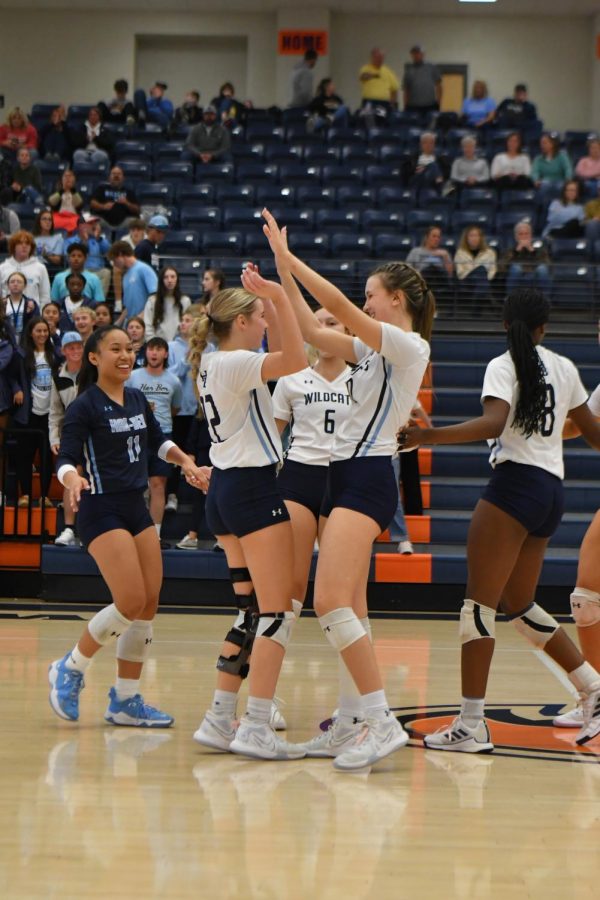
[
  {"left": 272, "top": 366, "right": 352, "bottom": 466},
  {"left": 482, "top": 345, "right": 588, "bottom": 479},
  {"left": 198, "top": 349, "right": 282, "bottom": 469}
]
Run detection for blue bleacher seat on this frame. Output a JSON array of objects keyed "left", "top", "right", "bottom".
[
  {"left": 155, "top": 161, "right": 193, "bottom": 182},
  {"left": 327, "top": 127, "right": 365, "bottom": 145},
  {"left": 361, "top": 209, "right": 406, "bottom": 234},
  {"left": 407, "top": 209, "right": 450, "bottom": 232},
  {"left": 223, "top": 207, "right": 264, "bottom": 229},
  {"left": 236, "top": 162, "right": 277, "bottom": 184},
  {"left": 136, "top": 182, "right": 174, "bottom": 205},
  {"left": 377, "top": 186, "right": 414, "bottom": 211},
  {"left": 255, "top": 185, "right": 296, "bottom": 208},
  {"left": 180, "top": 205, "right": 221, "bottom": 228},
  {"left": 281, "top": 108, "right": 310, "bottom": 125},
  {"left": 458, "top": 187, "right": 497, "bottom": 210},
  {"left": 340, "top": 145, "right": 376, "bottom": 165},
  {"left": 301, "top": 145, "right": 340, "bottom": 165},
  {"left": 500, "top": 189, "right": 537, "bottom": 210},
  {"left": 374, "top": 233, "right": 414, "bottom": 260},
  {"left": 177, "top": 183, "right": 215, "bottom": 204},
  {"left": 216, "top": 184, "right": 255, "bottom": 206},
  {"left": 322, "top": 164, "right": 363, "bottom": 186},
  {"left": 72, "top": 159, "right": 109, "bottom": 179},
  {"left": 245, "top": 123, "right": 284, "bottom": 143},
  {"left": 244, "top": 232, "right": 272, "bottom": 257},
  {"left": 364, "top": 164, "right": 402, "bottom": 187},
  {"left": 330, "top": 233, "right": 373, "bottom": 259},
  {"left": 263, "top": 145, "right": 300, "bottom": 164},
  {"left": 118, "top": 160, "right": 151, "bottom": 181},
  {"left": 231, "top": 143, "right": 264, "bottom": 162},
  {"left": 202, "top": 232, "right": 244, "bottom": 256},
  {"left": 307, "top": 259, "right": 356, "bottom": 294},
  {"left": 451, "top": 210, "right": 495, "bottom": 234},
  {"left": 551, "top": 264, "right": 595, "bottom": 306},
  {"left": 377, "top": 144, "right": 407, "bottom": 164},
  {"left": 287, "top": 233, "right": 330, "bottom": 257},
  {"left": 193, "top": 162, "right": 234, "bottom": 183},
  {"left": 549, "top": 238, "right": 590, "bottom": 262},
  {"left": 296, "top": 185, "right": 335, "bottom": 208},
  {"left": 32, "top": 103, "right": 59, "bottom": 119},
  {"left": 159, "top": 230, "right": 200, "bottom": 255},
  {"left": 153, "top": 142, "right": 186, "bottom": 162},
  {"left": 496, "top": 210, "right": 536, "bottom": 240},
  {"left": 37, "top": 159, "right": 66, "bottom": 179},
  {"left": 266, "top": 207, "right": 314, "bottom": 231},
  {"left": 316, "top": 209, "right": 360, "bottom": 233},
  {"left": 115, "top": 140, "right": 151, "bottom": 161},
  {"left": 336, "top": 186, "right": 376, "bottom": 210},
  {"left": 278, "top": 163, "right": 321, "bottom": 186}
]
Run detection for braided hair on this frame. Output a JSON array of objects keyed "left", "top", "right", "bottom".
[
  {"left": 369, "top": 261, "right": 436, "bottom": 341},
  {"left": 503, "top": 288, "right": 550, "bottom": 438}
]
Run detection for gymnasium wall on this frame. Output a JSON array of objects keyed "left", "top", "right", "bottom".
[{"left": 0, "top": 9, "right": 594, "bottom": 130}]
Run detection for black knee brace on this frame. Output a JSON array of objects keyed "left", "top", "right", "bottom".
[
  {"left": 229, "top": 566, "right": 252, "bottom": 584},
  {"left": 217, "top": 590, "right": 259, "bottom": 679}
]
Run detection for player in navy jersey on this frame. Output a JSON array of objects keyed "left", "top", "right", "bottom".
[
  {"left": 257, "top": 210, "right": 433, "bottom": 770},
  {"left": 189, "top": 278, "right": 309, "bottom": 761},
  {"left": 49, "top": 325, "right": 210, "bottom": 728},
  {"left": 402, "top": 289, "right": 600, "bottom": 750}
]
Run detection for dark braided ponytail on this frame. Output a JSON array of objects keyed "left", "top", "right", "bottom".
[
  {"left": 503, "top": 288, "right": 550, "bottom": 438},
  {"left": 369, "top": 261, "right": 436, "bottom": 341}
]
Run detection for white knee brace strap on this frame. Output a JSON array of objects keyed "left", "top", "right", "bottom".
[
  {"left": 116, "top": 620, "right": 153, "bottom": 663},
  {"left": 507, "top": 602, "right": 559, "bottom": 648},
  {"left": 256, "top": 611, "right": 295, "bottom": 649},
  {"left": 320, "top": 608, "right": 367, "bottom": 652},
  {"left": 459, "top": 600, "right": 496, "bottom": 645},
  {"left": 571, "top": 588, "right": 600, "bottom": 628},
  {"left": 88, "top": 603, "right": 132, "bottom": 646}
]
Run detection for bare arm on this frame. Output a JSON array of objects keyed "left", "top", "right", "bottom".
[
  {"left": 568, "top": 402, "right": 600, "bottom": 451},
  {"left": 399, "top": 397, "right": 510, "bottom": 449},
  {"left": 240, "top": 268, "right": 306, "bottom": 381}
]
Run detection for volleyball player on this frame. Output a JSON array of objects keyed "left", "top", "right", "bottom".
[
  {"left": 190, "top": 278, "right": 309, "bottom": 760},
  {"left": 49, "top": 325, "right": 210, "bottom": 727},
  {"left": 401, "top": 289, "right": 600, "bottom": 750},
  {"left": 258, "top": 210, "right": 433, "bottom": 770}
]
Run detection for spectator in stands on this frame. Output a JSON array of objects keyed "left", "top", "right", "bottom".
[
  {"left": 126, "top": 315, "right": 147, "bottom": 369},
  {"left": 97, "top": 79, "right": 137, "bottom": 126},
  {"left": 450, "top": 135, "right": 490, "bottom": 189},
  {"left": 494, "top": 83, "right": 537, "bottom": 129},
  {"left": 531, "top": 132, "right": 573, "bottom": 190},
  {"left": 403, "top": 131, "right": 450, "bottom": 194},
  {"left": 93, "top": 302, "right": 112, "bottom": 327},
  {"left": 33, "top": 210, "right": 64, "bottom": 269},
  {"left": 134, "top": 214, "right": 168, "bottom": 270},
  {"left": 0, "top": 230, "right": 50, "bottom": 308},
  {"left": 72, "top": 306, "right": 96, "bottom": 344},
  {"left": 144, "top": 266, "right": 192, "bottom": 342},
  {"left": 109, "top": 240, "right": 158, "bottom": 324},
  {"left": 359, "top": 47, "right": 399, "bottom": 114},
  {"left": 184, "top": 106, "right": 232, "bottom": 164},
  {"left": 65, "top": 215, "right": 111, "bottom": 297},
  {"left": 135, "top": 81, "right": 174, "bottom": 131},
  {"left": 201, "top": 267, "right": 225, "bottom": 305},
  {"left": 307, "top": 78, "right": 349, "bottom": 132},
  {"left": 1, "top": 271, "right": 39, "bottom": 344},
  {"left": 454, "top": 226, "right": 497, "bottom": 312},
  {"left": 402, "top": 45, "right": 441, "bottom": 120},
  {"left": 490, "top": 132, "right": 533, "bottom": 191},
  {"left": 122, "top": 217, "right": 147, "bottom": 250},
  {"left": 460, "top": 80, "right": 496, "bottom": 131},
  {"left": 42, "top": 300, "right": 62, "bottom": 354},
  {"left": 499, "top": 219, "right": 551, "bottom": 294},
  {"left": 90, "top": 165, "right": 141, "bottom": 227},
  {"left": 51, "top": 243, "right": 104, "bottom": 304},
  {"left": 0, "top": 202, "right": 20, "bottom": 254},
  {"left": 171, "top": 90, "right": 203, "bottom": 131},
  {"left": 543, "top": 179, "right": 585, "bottom": 238},
  {"left": 1, "top": 148, "right": 43, "bottom": 205},
  {"left": 38, "top": 107, "right": 74, "bottom": 161},
  {"left": 289, "top": 49, "right": 319, "bottom": 108},
  {"left": 48, "top": 169, "right": 83, "bottom": 233},
  {"left": 12, "top": 315, "right": 56, "bottom": 508},
  {"left": 72, "top": 107, "right": 114, "bottom": 167},
  {"left": 0, "top": 108, "right": 38, "bottom": 162},
  {"left": 406, "top": 225, "right": 453, "bottom": 301},
  {"left": 574, "top": 136, "right": 600, "bottom": 184},
  {"left": 584, "top": 181, "right": 600, "bottom": 244},
  {"left": 49, "top": 330, "right": 83, "bottom": 546},
  {"left": 57, "top": 272, "right": 96, "bottom": 332},
  {"left": 0, "top": 301, "right": 20, "bottom": 482},
  {"left": 210, "top": 83, "right": 249, "bottom": 125}
]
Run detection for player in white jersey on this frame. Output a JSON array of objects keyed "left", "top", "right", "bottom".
[
  {"left": 251, "top": 210, "right": 433, "bottom": 770},
  {"left": 402, "top": 289, "right": 600, "bottom": 751},
  {"left": 189, "top": 280, "right": 310, "bottom": 761}
]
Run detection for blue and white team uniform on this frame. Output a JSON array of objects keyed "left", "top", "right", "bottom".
[
  {"left": 198, "top": 348, "right": 290, "bottom": 537},
  {"left": 480, "top": 345, "right": 588, "bottom": 536},
  {"left": 56, "top": 384, "right": 175, "bottom": 547},
  {"left": 272, "top": 365, "right": 351, "bottom": 519},
  {"left": 127, "top": 367, "right": 182, "bottom": 477},
  {"left": 320, "top": 323, "right": 430, "bottom": 530}
]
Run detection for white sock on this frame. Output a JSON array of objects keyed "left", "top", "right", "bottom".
[
  {"left": 246, "top": 696, "right": 272, "bottom": 724},
  {"left": 65, "top": 645, "right": 92, "bottom": 672},
  {"left": 362, "top": 689, "right": 390, "bottom": 722},
  {"left": 569, "top": 661, "right": 600, "bottom": 693},
  {"left": 155, "top": 522, "right": 161, "bottom": 537},
  {"left": 461, "top": 696, "right": 485, "bottom": 728},
  {"left": 115, "top": 676, "right": 140, "bottom": 700},
  {"left": 292, "top": 598, "right": 303, "bottom": 618},
  {"left": 212, "top": 689, "right": 238, "bottom": 718}
]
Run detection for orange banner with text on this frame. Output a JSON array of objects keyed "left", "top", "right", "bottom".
[{"left": 278, "top": 31, "right": 328, "bottom": 55}]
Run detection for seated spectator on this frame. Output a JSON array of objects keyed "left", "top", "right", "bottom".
[
  {"left": 126, "top": 315, "right": 147, "bottom": 369},
  {"left": 290, "top": 49, "right": 319, "bottom": 109},
  {"left": 134, "top": 81, "right": 174, "bottom": 131},
  {"left": 584, "top": 181, "right": 600, "bottom": 243},
  {"left": 543, "top": 179, "right": 585, "bottom": 238},
  {"left": 171, "top": 91, "right": 203, "bottom": 131},
  {"left": 64, "top": 214, "right": 111, "bottom": 297},
  {"left": 490, "top": 132, "right": 533, "bottom": 191},
  {"left": 33, "top": 210, "right": 64, "bottom": 269},
  {"left": 90, "top": 165, "right": 141, "bottom": 227},
  {"left": 2, "top": 271, "right": 39, "bottom": 344},
  {"left": 93, "top": 302, "right": 112, "bottom": 327},
  {"left": 531, "top": 132, "right": 572, "bottom": 191},
  {"left": 0, "top": 230, "right": 50, "bottom": 308},
  {"left": 57, "top": 272, "right": 96, "bottom": 331},
  {"left": 403, "top": 132, "right": 450, "bottom": 194},
  {"left": 48, "top": 169, "right": 83, "bottom": 233},
  {"left": 0, "top": 107, "right": 38, "bottom": 162},
  {"left": 0, "top": 202, "right": 20, "bottom": 253},
  {"left": 460, "top": 80, "right": 496, "bottom": 130},
  {"left": 1, "top": 148, "right": 43, "bottom": 205},
  {"left": 406, "top": 225, "right": 454, "bottom": 301},
  {"left": 38, "top": 107, "right": 74, "bottom": 161},
  {"left": 72, "top": 107, "right": 114, "bottom": 167},
  {"left": 495, "top": 84, "right": 537, "bottom": 129},
  {"left": 42, "top": 300, "right": 63, "bottom": 353},
  {"left": 574, "top": 136, "right": 600, "bottom": 184},
  {"left": 51, "top": 243, "right": 105, "bottom": 304},
  {"left": 450, "top": 135, "right": 490, "bottom": 188},
  {"left": 210, "top": 83, "right": 249, "bottom": 125},
  {"left": 97, "top": 79, "right": 137, "bottom": 126},
  {"left": 144, "top": 266, "right": 192, "bottom": 342},
  {"left": 307, "top": 78, "right": 349, "bottom": 132},
  {"left": 201, "top": 267, "right": 225, "bottom": 306},
  {"left": 109, "top": 240, "right": 158, "bottom": 324},
  {"left": 135, "top": 214, "right": 168, "bottom": 270},
  {"left": 499, "top": 219, "right": 551, "bottom": 294},
  {"left": 454, "top": 225, "right": 497, "bottom": 312},
  {"left": 184, "top": 105, "right": 231, "bottom": 164},
  {"left": 72, "top": 306, "right": 96, "bottom": 344}
]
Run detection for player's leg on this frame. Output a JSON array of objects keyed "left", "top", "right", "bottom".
[
  {"left": 571, "top": 511, "right": 600, "bottom": 669},
  {"left": 285, "top": 499, "right": 318, "bottom": 609},
  {"left": 148, "top": 474, "right": 167, "bottom": 537}
]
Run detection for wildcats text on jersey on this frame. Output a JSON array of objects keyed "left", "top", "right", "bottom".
[{"left": 303, "top": 391, "right": 351, "bottom": 406}]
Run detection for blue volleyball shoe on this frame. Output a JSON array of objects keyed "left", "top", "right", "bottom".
[{"left": 104, "top": 687, "right": 174, "bottom": 728}]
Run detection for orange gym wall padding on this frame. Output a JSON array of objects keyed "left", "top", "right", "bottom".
[
  {"left": 31, "top": 473, "right": 62, "bottom": 501},
  {"left": 3, "top": 507, "right": 57, "bottom": 536},
  {"left": 0, "top": 542, "right": 41, "bottom": 569},
  {"left": 418, "top": 448, "right": 432, "bottom": 475},
  {"left": 374, "top": 553, "right": 432, "bottom": 583},
  {"left": 378, "top": 516, "right": 430, "bottom": 544}
]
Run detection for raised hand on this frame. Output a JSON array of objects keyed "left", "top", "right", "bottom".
[
  {"left": 262, "top": 208, "right": 290, "bottom": 263},
  {"left": 241, "top": 265, "right": 285, "bottom": 303}
]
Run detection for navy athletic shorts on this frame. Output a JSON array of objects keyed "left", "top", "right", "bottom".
[
  {"left": 148, "top": 432, "right": 173, "bottom": 478},
  {"left": 277, "top": 459, "right": 328, "bottom": 520},
  {"left": 481, "top": 461, "right": 564, "bottom": 538},
  {"left": 320, "top": 456, "right": 398, "bottom": 532},
  {"left": 206, "top": 464, "right": 291, "bottom": 538},
  {"left": 77, "top": 489, "right": 154, "bottom": 548}
]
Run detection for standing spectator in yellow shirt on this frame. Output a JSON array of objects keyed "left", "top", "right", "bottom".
[{"left": 359, "top": 48, "right": 399, "bottom": 117}]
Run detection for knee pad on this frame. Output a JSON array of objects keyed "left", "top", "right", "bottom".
[
  {"left": 230, "top": 566, "right": 252, "bottom": 585},
  {"left": 256, "top": 611, "right": 295, "bottom": 649},
  {"left": 319, "top": 608, "right": 367, "bottom": 652},
  {"left": 88, "top": 603, "right": 132, "bottom": 646},
  {"left": 116, "top": 620, "right": 153, "bottom": 663},
  {"left": 506, "top": 602, "right": 559, "bottom": 648},
  {"left": 459, "top": 600, "right": 496, "bottom": 645},
  {"left": 571, "top": 588, "right": 600, "bottom": 628},
  {"left": 217, "top": 592, "right": 258, "bottom": 679}
]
